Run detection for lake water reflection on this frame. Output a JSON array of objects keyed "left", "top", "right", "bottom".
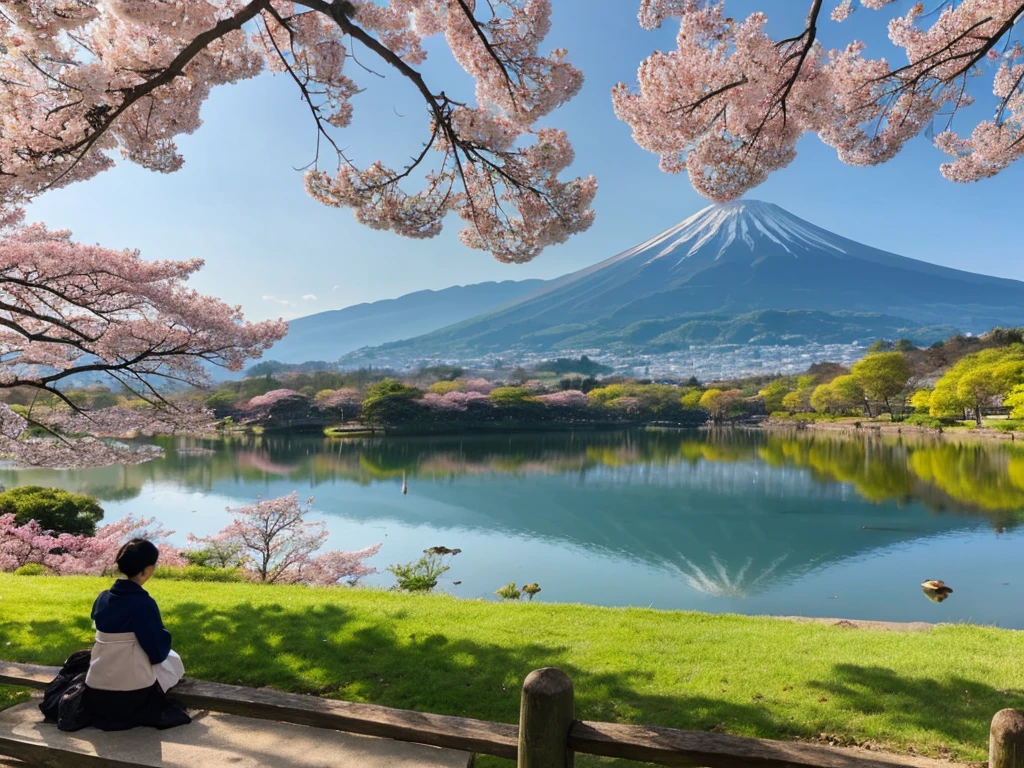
[{"left": 2, "top": 429, "right": 1022, "bottom": 627}]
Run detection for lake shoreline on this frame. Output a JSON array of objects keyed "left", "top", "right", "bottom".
[{"left": 757, "top": 418, "right": 1022, "bottom": 443}]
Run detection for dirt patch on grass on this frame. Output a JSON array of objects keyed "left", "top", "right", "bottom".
[{"left": 772, "top": 616, "right": 936, "bottom": 632}]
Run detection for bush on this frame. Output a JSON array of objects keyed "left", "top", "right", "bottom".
[
  {"left": 388, "top": 547, "right": 459, "bottom": 592},
  {"left": 155, "top": 565, "right": 246, "bottom": 583},
  {"left": 13, "top": 563, "right": 50, "bottom": 576},
  {"left": 905, "top": 414, "right": 946, "bottom": 429},
  {"left": 0, "top": 486, "right": 104, "bottom": 535}
]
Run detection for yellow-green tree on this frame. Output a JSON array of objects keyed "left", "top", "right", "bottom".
[
  {"left": 757, "top": 379, "right": 792, "bottom": 413},
  {"left": 810, "top": 375, "right": 863, "bottom": 415},
  {"left": 700, "top": 388, "right": 743, "bottom": 424},
  {"left": 909, "top": 389, "right": 933, "bottom": 413},
  {"left": 930, "top": 346, "right": 1024, "bottom": 424},
  {"left": 851, "top": 352, "right": 910, "bottom": 417},
  {"left": 1007, "top": 385, "right": 1024, "bottom": 419}
]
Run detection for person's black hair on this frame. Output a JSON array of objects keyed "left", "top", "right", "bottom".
[{"left": 116, "top": 538, "right": 159, "bottom": 578}]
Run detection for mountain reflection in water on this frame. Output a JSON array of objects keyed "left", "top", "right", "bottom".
[{"left": 2, "top": 429, "right": 1021, "bottom": 625}]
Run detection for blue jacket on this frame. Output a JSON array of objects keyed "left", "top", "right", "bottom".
[{"left": 91, "top": 580, "right": 171, "bottom": 665}]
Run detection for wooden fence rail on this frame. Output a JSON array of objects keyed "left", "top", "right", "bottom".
[{"left": 2, "top": 662, "right": 1022, "bottom": 768}]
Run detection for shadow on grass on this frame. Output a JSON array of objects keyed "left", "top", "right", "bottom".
[
  {"left": 4, "top": 601, "right": 1019, "bottom": 767},
  {"left": 808, "top": 664, "right": 1024, "bottom": 752}
]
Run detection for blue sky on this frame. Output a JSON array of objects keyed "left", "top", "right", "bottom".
[{"left": 24, "top": 0, "right": 1024, "bottom": 322}]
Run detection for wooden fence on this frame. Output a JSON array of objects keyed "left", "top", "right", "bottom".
[{"left": 2, "top": 662, "right": 1022, "bottom": 768}]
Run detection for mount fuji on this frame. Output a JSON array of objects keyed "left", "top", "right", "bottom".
[{"left": 343, "top": 200, "right": 1024, "bottom": 360}]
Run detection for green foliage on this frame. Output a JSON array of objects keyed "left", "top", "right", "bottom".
[
  {"left": 867, "top": 339, "right": 895, "bottom": 353},
  {"left": 0, "top": 486, "right": 104, "bottom": 535},
  {"left": 205, "top": 389, "right": 240, "bottom": 412},
  {"left": 521, "top": 583, "right": 541, "bottom": 601},
  {"left": 488, "top": 386, "right": 533, "bottom": 406},
  {"left": 387, "top": 550, "right": 455, "bottom": 593},
  {"left": 910, "top": 389, "right": 933, "bottom": 413},
  {"left": 757, "top": 379, "right": 793, "bottom": 413},
  {"left": 558, "top": 375, "right": 598, "bottom": 393},
  {"left": 904, "top": 414, "right": 946, "bottom": 429},
  {"left": 361, "top": 379, "right": 423, "bottom": 426},
  {"left": 781, "top": 391, "right": 804, "bottom": 414},
  {"left": 851, "top": 352, "right": 911, "bottom": 414},
  {"left": 930, "top": 345, "right": 1024, "bottom": 423},
  {"left": 1006, "top": 384, "right": 1024, "bottom": 419},
  {"left": 699, "top": 388, "right": 744, "bottom": 422},
  {"left": 155, "top": 566, "right": 246, "bottom": 583},
  {"left": 680, "top": 388, "right": 703, "bottom": 409},
  {"left": 427, "top": 380, "right": 464, "bottom": 395},
  {"left": 535, "top": 355, "right": 612, "bottom": 376},
  {"left": 495, "top": 582, "right": 521, "bottom": 600},
  {"left": 13, "top": 563, "right": 49, "bottom": 576},
  {"left": 810, "top": 375, "right": 864, "bottom": 415},
  {"left": 416, "top": 365, "right": 464, "bottom": 382}
]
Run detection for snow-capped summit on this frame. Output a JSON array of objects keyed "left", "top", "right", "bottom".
[
  {"left": 351, "top": 199, "right": 1024, "bottom": 358},
  {"left": 656, "top": 200, "right": 848, "bottom": 259}
]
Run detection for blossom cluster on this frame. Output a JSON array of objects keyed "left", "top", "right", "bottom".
[
  {"left": 0, "top": 212, "right": 283, "bottom": 467},
  {"left": 616, "top": 0, "right": 1024, "bottom": 200},
  {"left": 0, "top": 513, "right": 186, "bottom": 575},
  {"left": 0, "top": 0, "right": 595, "bottom": 263},
  {"left": 187, "top": 492, "right": 380, "bottom": 586}
]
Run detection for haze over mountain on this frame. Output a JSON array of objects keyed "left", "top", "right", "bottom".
[
  {"left": 261, "top": 279, "right": 547, "bottom": 364},
  {"left": 343, "top": 200, "right": 1024, "bottom": 362}
]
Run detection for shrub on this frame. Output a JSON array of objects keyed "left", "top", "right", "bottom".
[
  {"left": 0, "top": 486, "right": 104, "bottom": 535},
  {"left": 496, "top": 582, "right": 522, "bottom": 601},
  {"left": 388, "top": 547, "right": 459, "bottom": 592},
  {"left": 155, "top": 565, "right": 246, "bottom": 583},
  {"left": 13, "top": 563, "right": 50, "bottom": 576}
]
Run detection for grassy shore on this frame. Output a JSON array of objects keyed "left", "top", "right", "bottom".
[{"left": 2, "top": 574, "right": 1022, "bottom": 766}]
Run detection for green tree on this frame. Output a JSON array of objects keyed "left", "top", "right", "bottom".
[
  {"left": 930, "top": 346, "right": 1024, "bottom": 423},
  {"left": 699, "top": 388, "right": 743, "bottom": 424},
  {"left": 757, "top": 379, "right": 792, "bottom": 413},
  {"left": 851, "top": 352, "right": 911, "bottom": 417},
  {"left": 488, "top": 386, "right": 533, "bottom": 406},
  {"left": 910, "top": 389, "right": 933, "bottom": 413},
  {"left": 1006, "top": 384, "right": 1024, "bottom": 419},
  {"left": 361, "top": 379, "right": 423, "bottom": 426},
  {"left": 809, "top": 383, "right": 835, "bottom": 415},
  {"left": 0, "top": 486, "right": 104, "bottom": 535},
  {"left": 680, "top": 388, "right": 704, "bottom": 409}
]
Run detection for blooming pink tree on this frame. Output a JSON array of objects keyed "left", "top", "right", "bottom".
[
  {"left": 419, "top": 390, "right": 491, "bottom": 411},
  {"left": 616, "top": 0, "right": 1024, "bottom": 201},
  {"left": 536, "top": 390, "right": 590, "bottom": 408},
  {"left": 0, "top": 0, "right": 596, "bottom": 263},
  {"left": 0, "top": 513, "right": 186, "bottom": 575},
  {"left": 0, "top": 212, "right": 286, "bottom": 467},
  {"left": 189, "top": 492, "right": 380, "bottom": 586}
]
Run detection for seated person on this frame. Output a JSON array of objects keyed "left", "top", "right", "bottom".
[{"left": 85, "top": 538, "right": 190, "bottom": 730}]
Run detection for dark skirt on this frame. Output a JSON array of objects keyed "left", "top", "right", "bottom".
[
  {"left": 40, "top": 649, "right": 191, "bottom": 732},
  {"left": 86, "top": 682, "right": 191, "bottom": 731}
]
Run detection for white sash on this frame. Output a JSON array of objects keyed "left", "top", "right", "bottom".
[{"left": 85, "top": 631, "right": 184, "bottom": 692}]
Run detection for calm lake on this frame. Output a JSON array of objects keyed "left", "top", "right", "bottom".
[{"left": 3, "top": 429, "right": 1022, "bottom": 627}]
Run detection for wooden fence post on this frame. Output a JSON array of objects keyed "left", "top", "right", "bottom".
[
  {"left": 518, "top": 667, "right": 575, "bottom": 768},
  {"left": 991, "top": 710, "right": 1024, "bottom": 768}
]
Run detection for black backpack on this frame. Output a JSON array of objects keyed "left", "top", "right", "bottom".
[{"left": 39, "top": 649, "right": 92, "bottom": 724}]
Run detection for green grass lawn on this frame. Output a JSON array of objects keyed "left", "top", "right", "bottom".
[{"left": 1, "top": 574, "right": 1022, "bottom": 766}]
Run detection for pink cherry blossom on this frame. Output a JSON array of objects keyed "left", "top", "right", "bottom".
[
  {"left": 189, "top": 492, "right": 380, "bottom": 586},
  {"left": 0, "top": 513, "right": 185, "bottom": 575},
  {"left": 0, "top": 0, "right": 595, "bottom": 263},
  {"left": 617, "top": 0, "right": 1024, "bottom": 200},
  {"left": 0, "top": 213, "right": 285, "bottom": 467},
  {"left": 535, "top": 390, "right": 589, "bottom": 408},
  {"left": 419, "top": 390, "right": 490, "bottom": 411}
]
